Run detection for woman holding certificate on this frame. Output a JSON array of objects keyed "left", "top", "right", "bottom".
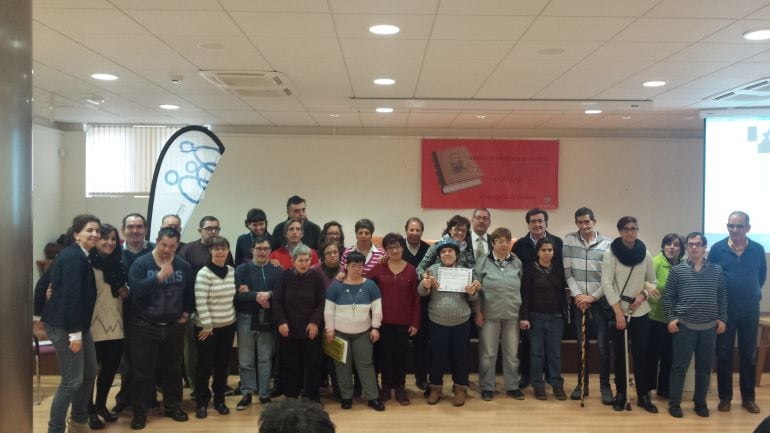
[
  {"left": 519, "top": 238, "right": 568, "bottom": 401},
  {"left": 419, "top": 239, "right": 481, "bottom": 407},
  {"left": 324, "top": 252, "right": 386, "bottom": 411}
]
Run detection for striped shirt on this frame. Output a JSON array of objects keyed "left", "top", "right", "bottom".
[
  {"left": 340, "top": 245, "right": 386, "bottom": 276},
  {"left": 562, "top": 231, "right": 611, "bottom": 298},
  {"left": 663, "top": 259, "right": 727, "bottom": 330},
  {"left": 324, "top": 279, "right": 382, "bottom": 334},
  {"left": 194, "top": 266, "right": 237, "bottom": 331}
]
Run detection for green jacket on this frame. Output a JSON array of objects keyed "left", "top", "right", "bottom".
[{"left": 649, "top": 252, "right": 681, "bottom": 323}]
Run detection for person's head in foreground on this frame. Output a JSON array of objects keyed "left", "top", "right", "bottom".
[{"left": 259, "top": 398, "right": 335, "bottom": 433}]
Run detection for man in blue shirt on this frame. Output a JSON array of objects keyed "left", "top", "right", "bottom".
[{"left": 709, "top": 211, "right": 768, "bottom": 414}]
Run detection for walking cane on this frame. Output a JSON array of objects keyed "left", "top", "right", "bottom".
[
  {"left": 623, "top": 309, "right": 633, "bottom": 411},
  {"left": 580, "top": 309, "right": 587, "bottom": 408}
]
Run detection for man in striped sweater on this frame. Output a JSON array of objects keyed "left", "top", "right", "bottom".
[{"left": 663, "top": 232, "right": 727, "bottom": 418}]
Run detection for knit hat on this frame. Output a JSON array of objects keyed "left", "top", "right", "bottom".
[{"left": 434, "top": 238, "right": 460, "bottom": 255}]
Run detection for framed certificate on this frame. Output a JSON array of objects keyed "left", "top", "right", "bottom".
[{"left": 437, "top": 267, "right": 472, "bottom": 292}]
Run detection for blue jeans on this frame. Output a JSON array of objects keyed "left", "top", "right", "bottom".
[
  {"left": 529, "top": 313, "right": 564, "bottom": 388},
  {"left": 717, "top": 307, "right": 759, "bottom": 402},
  {"left": 236, "top": 312, "right": 275, "bottom": 398},
  {"left": 45, "top": 325, "right": 97, "bottom": 433},
  {"left": 429, "top": 320, "right": 470, "bottom": 387},
  {"left": 669, "top": 324, "right": 717, "bottom": 406}
]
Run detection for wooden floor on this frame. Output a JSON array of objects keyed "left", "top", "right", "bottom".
[{"left": 33, "top": 374, "right": 766, "bottom": 433}]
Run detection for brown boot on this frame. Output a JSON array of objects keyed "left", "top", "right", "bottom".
[
  {"left": 394, "top": 385, "right": 411, "bottom": 405},
  {"left": 379, "top": 385, "right": 392, "bottom": 402},
  {"left": 453, "top": 385, "right": 467, "bottom": 407},
  {"left": 68, "top": 418, "right": 92, "bottom": 433},
  {"left": 427, "top": 385, "right": 443, "bottom": 405}
]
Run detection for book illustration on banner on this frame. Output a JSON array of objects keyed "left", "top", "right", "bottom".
[{"left": 432, "top": 146, "right": 484, "bottom": 194}]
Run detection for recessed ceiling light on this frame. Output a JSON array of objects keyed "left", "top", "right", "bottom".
[
  {"left": 85, "top": 96, "right": 104, "bottom": 105},
  {"left": 643, "top": 80, "right": 666, "bottom": 87},
  {"left": 743, "top": 29, "right": 770, "bottom": 41},
  {"left": 369, "top": 24, "right": 400, "bottom": 35},
  {"left": 621, "top": 116, "right": 632, "bottom": 120},
  {"left": 91, "top": 73, "right": 118, "bottom": 81},
  {"left": 159, "top": 104, "right": 180, "bottom": 110},
  {"left": 329, "top": 114, "right": 341, "bottom": 118},
  {"left": 585, "top": 109, "right": 602, "bottom": 115},
  {"left": 476, "top": 115, "right": 487, "bottom": 119},
  {"left": 376, "top": 107, "right": 394, "bottom": 113},
  {"left": 373, "top": 78, "right": 396, "bottom": 86}
]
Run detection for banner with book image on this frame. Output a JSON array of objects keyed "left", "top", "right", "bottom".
[{"left": 421, "top": 138, "right": 559, "bottom": 209}]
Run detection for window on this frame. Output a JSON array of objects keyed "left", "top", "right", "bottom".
[{"left": 86, "top": 125, "right": 179, "bottom": 197}]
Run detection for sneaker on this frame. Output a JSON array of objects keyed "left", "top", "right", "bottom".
[
  {"left": 668, "top": 404, "right": 683, "bottom": 418},
  {"left": 481, "top": 390, "right": 493, "bottom": 401},
  {"left": 506, "top": 389, "right": 525, "bottom": 400},
  {"left": 236, "top": 394, "right": 252, "bottom": 410},
  {"left": 694, "top": 404, "right": 710, "bottom": 417}
]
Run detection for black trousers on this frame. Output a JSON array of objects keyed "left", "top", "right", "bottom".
[
  {"left": 127, "top": 318, "right": 185, "bottom": 418},
  {"left": 376, "top": 324, "right": 410, "bottom": 388},
  {"left": 412, "top": 299, "right": 430, "bottom": 384},
  {"left": 646, "top": 319, "right": 672, "bottom": 396},
  {"left": 194, "top": 323, "right": 236, "bottom": 406},
  {"left": 88, "top": 339, "right": 124, "bottom": 412},
  {"left": 610, "top": 314, "right": 651, "bottom": 398},
  {"left": 279, "top": 336, "right": 322, "bottom": 399}
]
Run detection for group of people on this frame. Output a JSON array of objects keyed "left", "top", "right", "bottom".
[{"left": 36, "top": 194, "right": 767, "bottom": 433}]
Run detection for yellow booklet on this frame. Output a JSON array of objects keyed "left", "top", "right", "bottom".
[{"left": 323, "top": 335, "right": 348, "bottom": 364}]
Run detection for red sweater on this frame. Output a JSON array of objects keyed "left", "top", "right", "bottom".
[
  {"left": 367, "top": 262, "right": 421, "bottom": 329},
  {"left": 269, "top": 245, "right": 319, "bottom": 270}
]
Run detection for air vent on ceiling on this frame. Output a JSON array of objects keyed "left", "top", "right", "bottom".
[
  {"left": 199, "top": 71, "right": 294, "bottom": 97},
  {"left": 707, "top": 78, "right": 770, "bottom": 103}
]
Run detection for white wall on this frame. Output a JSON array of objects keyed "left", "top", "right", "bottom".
[{"left": 31, "top": 125, "right": 63, "bottom": 276}]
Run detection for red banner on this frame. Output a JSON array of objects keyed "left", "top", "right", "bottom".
[{"left": 421, "top": 138, "right": 559, "bottom": 209}]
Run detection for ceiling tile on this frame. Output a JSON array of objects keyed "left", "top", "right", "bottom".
[
  {"left": 523, "top": 17, "right": 634, "bottom": 41},
  {"left": 346, "top": 58, "right": 419, "bottom": 97},
  {"left": 703, "top": 19, "right": 770, "bottom": 42},
  {"left": 125, "top": 10, "right": 243, "bottom": 36},
  {"left": 587, "top": 41, "right": 689, "bottom": 61},
  {"left": 494, "top": 113, "right": 557, "bottom": 128},
  {"left": 110, "top": 0, "right": 222, "bottom": 10},
  {"left": 359, "top": 112, "right": 409, "bottom": 127},
  {"left": 258, "top": 111, "right": 317, "bottom": 126},
  {"left": 310, "top": 112, "right": 363, "bottom": 127},
  {"left": 34, "top": 8, "right": 147, "bottom": 34},
  {"left": 406, "top": 110, "right": 460, "bottom": 128},
  {"left": 331, "top": 0, "right": 437, "bottom": 14},
  {"left": 536, "top": 113, "right": 598, "bottom": 129},
  {"left": 221, "top": 0, "right": 329, "bottom": 13},
  {"left": 542, "top": 0, "right": 660, "bottom": 17},
  {"left": 506, "top": 41, "right": 603, "bottom": 60},
  {"left": 35, "top": 0, "right": 113, "bottom": 9},
  {"left": 645, "top": 0, "right": 770, "bottom": 19},
  {"left": 438, "top": 0, "right": 548, "bottom": 15},
  {"left": 340, "top": 38, "right": 427, "bottom": 59},
  {"left": 613, "top": 18, "right": 734, "bottom": 42},
  {"left": 666, "top": 42, "right": 769, "bottom": 62},
  {"left": 253, "top": 37, "right": 342, "bottom": 59},
  {"left": 268, "top": 57, "right": 352, "bottom": 97},
  {"left": 72, "top": 34, "right": 194, "bottom": 70},
  {"left": 475, "top": 59, "right": 579, "bottom": 99},
  {"left": 425, "top": 40, "right": 513, "bottom": 60},
  {"left": 748, "top": 4, "right": 770, "bottom": 18},
  {"left": 208, "top": 110, "right": 272, "bottom": 125},
  {"left": 431, "top": 15, "right": 534, "bottom": 40},
  {"left": 416, "top": 59, "right": 499, "bottom": 98},
  {"left": 233, "top": 12, "right": 336, "bottom": 38},
  {"left": 451, "top": 112, "right": 507, "bottom": 128}
]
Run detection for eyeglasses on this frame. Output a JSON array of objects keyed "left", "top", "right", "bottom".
[
  {"left": 686, "top": 242, "right": 704, "bottom": 248},
  {"left": 202, "top": 226, "right": 221, "bottom": 233},
  {"left": 386, "top": 244, "right": 403, "bottom": 251},
  {"left": 621, "top": 226, "right": 639, "bottom": 233},
  {"left": 726, "top": 224, "right": 746, "bottom": 229},
  {"left": 253, "top": 247, "right": 271, "bottom": 252}
]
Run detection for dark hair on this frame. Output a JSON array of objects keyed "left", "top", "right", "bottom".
[
  {"left": 156, "top": 227, "right": 181, "bottom": 242},
  {"left": 161, "top": 214, "right": 181, "bottom": 227},
  {"left": 660, "top": 233, "right": 684, "bottom": 253},
  {"left": 284, "top": 218, "right": 303, "bottom": 236},
  {"left": 685, "top": 232, "right": 707, "bottom": 247},
  {"left": 251, "top": 236, "right": 271, "bottom": 249},
  {"left": 404, "top": 217, "right": 424, "bottom": 232},
  {"left": 320, "top": 221, "right": 345, "bottom": 248},
  {"left": 574, "top": 207, "right": 595, "bottom": 221},
  {"left": 442, "top": 215, "right": 471, "bottom": 237},
  {"left": 616, "top": 216, "right": 638, "bottom": 231},
  {"left": 381, "top": 232, "right": 406, "bottom": 250},
  {"left": 98, "top": 224, "right": 122, "bottom": 259},
  {"left": 286, "top": 195, "right": 306, "bottom": 209},
  {"left": 121, "top": 213, "right": 145, "bottom": 229},
  {"left": 490, "top": 227, "right": 512, "bottom": 243},
  {"left": 318, "top": 239, "right": 341, "bottom": 264},
  {"left": 198, "top": 215, "right": 219, "bottom": 229},
  {"left": 729, "top": 210, "right": 750, "bottom": 225},
  {"left": 346, "top": 251, "right": 366, "bottom": 264},
  {"left": 525, "top": 208, "right": 548, "bottom": 224},
  {"left": 535, "top": 237, "right": 555, "bottom": 252},
  {"left": 259, "top": 398, "right": 335, "bottom": 433},
  {"left": 72, "top": 214, "right": 101, "bottom": 235},
  {"left": 245, "top": 208, "right": 268, "bottom": 226},
  {"left": 208, "top": 236, "right": 230, "bottom": 250},
  {"left": 354, "top": 218, "right": 375, "bottom": 234},
  {"left": 91, "top": 223, "right": 127, "bottom": 293}
]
